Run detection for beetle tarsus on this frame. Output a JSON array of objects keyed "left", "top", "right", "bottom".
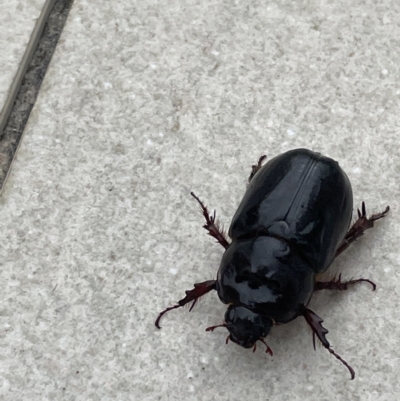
[
  {"left": 155, "top": 280, "right": 216, "bottom": 328},
  {"left": 303, "top": 308, "right": 355, "bottom": 379},
  {"left": 335, "top": 203, "right": 390, "bottom": 257},
  {"left": 326, "top": 346, "right": 355, "bottom": 380},
  {"left": 190, "top": 192, "right": 230, "bottom": 249},
  {"left": 314, "top": 274, "right": 376, "bottom": 291},
  {"left": 248, "top": 155, "right": 267, "bottom": 183}
]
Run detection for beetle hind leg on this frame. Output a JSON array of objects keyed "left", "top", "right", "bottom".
[
  {"left": 303, "top": 308, "right": 355, "bottom": 380},
  {"left": 155, "top": 280, "right": 216, "bottom": 328},
  {"left": 248, "top": 155, "right": 267, "bottom": 183}
]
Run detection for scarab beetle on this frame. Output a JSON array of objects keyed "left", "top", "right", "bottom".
[{"left": 155, "top": 148, "right": 389, "bottom": 379}]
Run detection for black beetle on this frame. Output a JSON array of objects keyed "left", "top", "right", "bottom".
[{"left": 155, "top": 148, "right": 389, "bottom": 379}]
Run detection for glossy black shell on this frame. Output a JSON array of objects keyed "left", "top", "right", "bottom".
[{"left": 216, "top": 148, "right": 353, "bottom": 324}]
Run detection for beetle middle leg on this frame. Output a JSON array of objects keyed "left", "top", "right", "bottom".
[
  {"left": 155, "top": 280, "right": 216, "bottom": 328},
  {"left": 335, "top": 202, "right": 390, "bottom": 257},
  {"left": 190, "top": 192, "right": 230, "bottom": 249},
  {"left": 314, "top": 273, "right": 376, "bottom": 292}
]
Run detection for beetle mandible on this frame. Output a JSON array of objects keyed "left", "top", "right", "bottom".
[{"left": 155, "top": 148, "right": 389, "bottom": 379}]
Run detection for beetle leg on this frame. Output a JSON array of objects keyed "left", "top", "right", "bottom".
[
  {"left": 303, "top": 308, "right": 355, "bottom": 380},
  {"left": 314, "top": 273, "right": 376, "bottom": 291},
  {"left": 248, "top": 155, "right": 267, "bottom": 183},
  {"left": 155, "top": 280, "right": 216, "bottom": 328},
  {"left": 190, "top": 192, "right": 230, "bottom": 249},
  {"left": 335, "top": 202, "right": 390, "bottom": 257}
]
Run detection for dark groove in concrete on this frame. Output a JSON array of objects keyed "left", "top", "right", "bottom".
[{"left": 0, "top": 0, "right": 74, "bottom": 193}]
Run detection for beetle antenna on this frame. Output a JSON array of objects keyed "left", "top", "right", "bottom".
[
  {"left": 259, "top": 338, "right": 273, "bottom": 356},
  {"left": 205, "top": 323, "right": 227, "bottom": 332}
]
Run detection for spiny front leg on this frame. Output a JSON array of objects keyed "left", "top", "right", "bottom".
[
  {"left": 190, "top": 192, "right": 229, "bottom": 249},
  {"left": 336, "top": 202, "right": 389, "bottom": 257},
  {"left": 303, "top": 308, "right": 355, "bottom": 380},
  {"left": 155, "top": 280, "right": 216, "bottom": 328}
]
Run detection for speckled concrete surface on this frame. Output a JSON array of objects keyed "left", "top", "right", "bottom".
[
  {"left": 1, "top": 1, "right": 399, "bottom": 400},
  {"left": 0, "top": 0, "right": 47, "bottom": 115}
]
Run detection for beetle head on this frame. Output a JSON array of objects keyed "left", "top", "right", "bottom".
[{"left": 224, "top": 305, "right": 272, "bottom": 349}]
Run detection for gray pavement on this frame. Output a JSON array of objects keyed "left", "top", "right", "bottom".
[{"left": 0, "top": 1, "right": 399, "bottom": 400}]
